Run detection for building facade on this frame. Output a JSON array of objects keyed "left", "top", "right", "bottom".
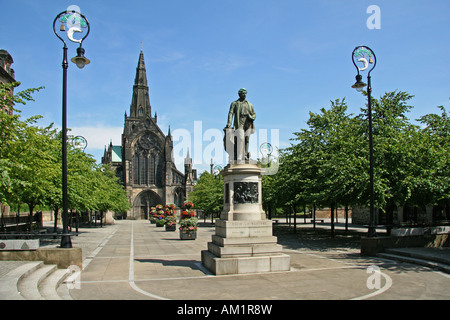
[
  {"left": 0, "top": 49, "right": 15, "bottom": 115},
  {"left": 102, "top": 50, "right": 196, "bottom": 219},
  {"left": 1, "top": 49, "right": 15, "bottom": 218}
]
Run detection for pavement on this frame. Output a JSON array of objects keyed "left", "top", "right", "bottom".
[{"left": 1, "top": 219, "right": 450, "bottom": 300}]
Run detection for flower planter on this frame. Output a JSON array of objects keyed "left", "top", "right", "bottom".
[
  {"left": 155, "top": 220, "right": 165, "bottom": 227},
  {"left": 165, "top": 224, "right": 176, "bottom": 232},
  {"left": 180, "top": 231, "right": 197, "bottom": 240}
]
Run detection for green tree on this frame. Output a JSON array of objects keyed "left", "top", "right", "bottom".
[
  {"left": 0, "top": 82, "right": 45, "bottom": 223},
  {"left": 274, "top": 90, "right": 449, "bottom": 229},
  {"left": 1, "top": 82, "right": 131, "bottom": 229},
  {"left": 188, "top": 171, "right": 223, "bottom": 218},
  {"left": 415, "top": 106, "right": 450, "bottom": 207}
]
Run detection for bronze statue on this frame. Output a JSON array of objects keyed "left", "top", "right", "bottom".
[{"left": 224, "top": 88, "right": 256, "bottom": 162}]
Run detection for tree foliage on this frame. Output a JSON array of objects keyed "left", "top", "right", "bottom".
[
  {"left": 0, "top": 82, "right": 130, "bottom": 219},
  {"left": 188, "top": 171, "right": 223, "bottom": 216},
  {"left": 264, "top": 90, "right": 449, "bottom": 222}
]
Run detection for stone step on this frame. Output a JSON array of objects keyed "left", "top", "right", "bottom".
[
  {"left": 39, "top": 268, "right": 71, "bottom": 300},
  {"left": 0, "top": 262, "right": 43, "bottom": 300},
  {"left": 386, "top": 248, "right": 450, "bottom": 266},
  {"left": 56, "top": 278, "right": 73, "bottom": 300},
  {"left": 377, "top": 252, "right": 450, "bottom": 274},
  {"left": 18, "top": 264, "right": 57, "bottom": 300}
]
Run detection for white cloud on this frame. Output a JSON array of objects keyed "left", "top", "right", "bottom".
[{"left": 69, "top": 126, "right": 123, "bottom": 150}]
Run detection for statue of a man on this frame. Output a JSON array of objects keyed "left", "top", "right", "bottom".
[{"left": 224, "top": 88, "right": 256, "bottom": 162}]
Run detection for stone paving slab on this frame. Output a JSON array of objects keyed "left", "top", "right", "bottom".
[
  {"left": 68, "top": 220, "right": 450, "bottom": 300},
  {"left": 2, "top": 219, "right": 450, "bottom": 301}
]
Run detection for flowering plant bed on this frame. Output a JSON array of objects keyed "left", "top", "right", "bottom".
[
  {"left": 182, "top": 201, "right": 194, "bottom": 210},
  {"left": 149, "top": 207, "right": 157, "bottom": 224},
  {"left": 179, "top": 200, "right": 198, "bottom": 240},
  {"left": 155, "top": 205, "right": 165, "bottom": 227},
  {"left": 164, "top": 204, "right": 177, "bottom": 231}
]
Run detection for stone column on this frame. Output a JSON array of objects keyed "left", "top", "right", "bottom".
[{"left": 201, "top": 163, "right": 290, "bottom": 275}]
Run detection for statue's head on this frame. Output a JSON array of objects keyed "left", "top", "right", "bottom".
[{"left": 238, "top": 88, "right": 247, "bottom": 99}]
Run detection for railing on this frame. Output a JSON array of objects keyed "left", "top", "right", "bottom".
[{"left": 0, "top": 212, "right": 42, "bottom": 232}]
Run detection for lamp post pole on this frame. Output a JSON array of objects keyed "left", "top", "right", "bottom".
[
  {"left": 367, "top": 72, "right": 376, "bottom": 238},
  {"left": 53, "top": 9, "right": 90, "bottom": 248},
  {"left": 61, "top": 43, "right": 70, "bottom": 247},
  {"left": 352, "top": 45, "right": 377, "bottom": 238}
]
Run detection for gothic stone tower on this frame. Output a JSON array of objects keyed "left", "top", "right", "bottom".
[{"left": 103, "top": 50, "right": 195, "bottom": 219}]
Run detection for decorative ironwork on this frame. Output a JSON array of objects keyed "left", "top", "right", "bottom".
[
  {"left": 57, "top": 10, "right": 89, "bottom": 44},
  {"left": 352, "top": 45, "right": 376, "bottom": 73},
  {"left": 72, "top": 135, "right": 87, "bottom": 151}
]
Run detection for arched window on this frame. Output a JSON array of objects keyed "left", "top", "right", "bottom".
[
  {"left": 149, "top": 154, "right": 155, "bottom": 185},
  {"left": 133, "top": 154, "right": 139, "bottom": 185},
  {"left": 174, "top": 190, "right": 184, "bottom": 208},
  {"left": 139, "top": 155, "right": 147, "bottom": 185}
]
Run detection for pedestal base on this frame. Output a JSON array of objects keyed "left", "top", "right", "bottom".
[
  {"left": 202, "top": 250, "right": 291, "bottom": 275},
  {"left": 201, "top": 220, "right": 291, "bottom": 275},
  {"left": 201, "top": 164, "right": 290, "bottom": 275}
]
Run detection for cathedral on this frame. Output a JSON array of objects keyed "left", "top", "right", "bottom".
[{"left": 102, "top": 50, "right": 196, "bottom": 219}]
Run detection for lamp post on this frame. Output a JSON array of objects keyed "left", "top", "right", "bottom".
[
  {"left": 53, "top": 10, "right": 90, "bottom": 248},
  {"left": 260, "top": 142, "right": 273, "bottom": 167},
  {"left": 352, "top": 45, "right": 377, "bottom": 238}
]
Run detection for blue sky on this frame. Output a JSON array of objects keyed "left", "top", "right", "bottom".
[{"left": 2, "top": 0, "right": 449, "bottom": 173}]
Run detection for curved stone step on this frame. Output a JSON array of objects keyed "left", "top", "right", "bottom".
[
  {"left": 377, "top": 252, "right": 450, "bottom": 274},
  {"left": 0, "top": 262, "right": 43, "bottom": 300},
  {"left": 39, "top": 268, "right": 71, "bottom": 300},
  {"left": 18, "top": 264, "right": 57, "bottom": 300},
  {"left": 56, "top": 279, "right": 73, "bottom": 300}
]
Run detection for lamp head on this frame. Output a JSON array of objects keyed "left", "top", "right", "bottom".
[
  {"left": 71, "top": 46, "right": 90, "bottom": 69},
  {"left": 352, "top": 74, "right": 367, "bottom": 92}
]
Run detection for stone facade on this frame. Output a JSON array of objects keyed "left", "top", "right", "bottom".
[
  {"left": 0, "top": 49, "right": 15, "bottom": 218},
  {"left": 102, "top": 51, "right": 196, "bottom": 219},
  {"left": 0, "top": 49, "right": 15, "bottom": 116}
]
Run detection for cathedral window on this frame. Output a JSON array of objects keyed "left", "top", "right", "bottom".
[
  {"left": 149, "top": 154, "right": 155, "bottom": 185},
  {"left": 174, "top": 190, "right": 184, "bottom": 207},
  {"left": 133, "top": 155, "right": 139, "bottom": 185},
  {"left": 139, "top": 155, "right": 147, "bottom": 185}
]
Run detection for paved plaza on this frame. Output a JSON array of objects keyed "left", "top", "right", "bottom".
[
  {"left": 66, "top": 220, "right": 450, "bottom": 300},
  {"left": 1, "top": 219, "right": 450, "bottom": 300}
]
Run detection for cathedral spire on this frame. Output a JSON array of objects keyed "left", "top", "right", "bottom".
[{"left": 129, "top": 50, "right": 151, "bottom": 118}]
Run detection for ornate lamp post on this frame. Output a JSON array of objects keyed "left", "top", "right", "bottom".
[
  {"left": 352, "top": 45, "right": 377, "bottom": 237},
  {"left": 260, "top": 142, "right": 273, "bottom": 166},
  {"left": 53, "top": 10, "right": 90, "bottom": 248},
  {"left": 72, "top": 136, "right": 88, "bottom": 152}
]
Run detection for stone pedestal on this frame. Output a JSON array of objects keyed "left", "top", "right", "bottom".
[{"left": 201, "top": 163, "right": 290, "bottom": 275}]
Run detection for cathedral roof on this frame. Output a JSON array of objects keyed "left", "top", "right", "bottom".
[{"left": 111, "top": 145, "right": 122, "bottom": 162}]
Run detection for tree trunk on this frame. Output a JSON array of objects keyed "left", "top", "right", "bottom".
[
  {"left": 293, "top": 206, "right": 297, "bottom": 234},
  {"left": 313, "top": 204, "right": 316, "bottom": 229},
  {"left": 345, "top": 205, "right": 349, "bottom": 231},
  {"left": 27, "top": 203, "right": 35, "bottom": 232},
  {"left": 330, "top": 203, "right": 335, "bottom": 238},
  {"left": 303, "top": 204, "right": 306, "bottom": 224},
  {"left": 53, "top": 208, "right": 59, "bottom": 238}
]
